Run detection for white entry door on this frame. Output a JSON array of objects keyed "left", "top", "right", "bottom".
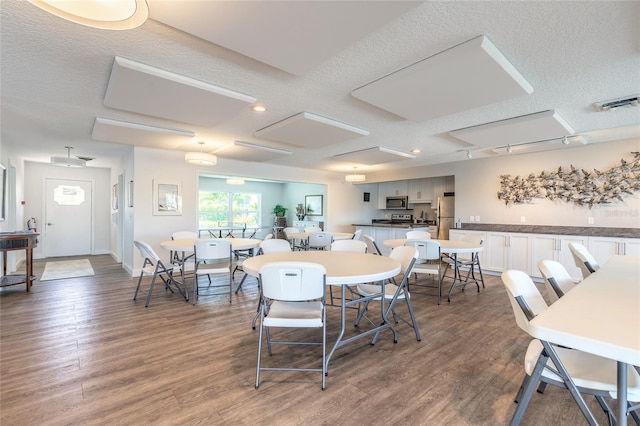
[{"left": 45, "top": 178, "right": 92, "bottom": 257}]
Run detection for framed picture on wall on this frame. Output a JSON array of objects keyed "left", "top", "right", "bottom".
[
  {"left": 153, "top": 179, "right": 182, "bottom": 215},
  {"left": 305, "top": 194, "right": 323, "bottom": 216}
]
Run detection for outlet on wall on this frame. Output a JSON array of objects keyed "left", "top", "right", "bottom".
[
  {"left": 469, "top": 215, "right": 474, "bottom": 222},
  {"left": 588, "top": 217, "right": 594, "bottom": 225},
  {"left": 475, "top": 216, "right": 480, "bottom": 222},
  {"left": 520, "top": 216, "right": 526, "bottom": 223}
]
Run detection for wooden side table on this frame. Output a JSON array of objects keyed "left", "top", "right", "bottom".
[{"left": 0, "top": 232, "right": 39, "bottom": 292}]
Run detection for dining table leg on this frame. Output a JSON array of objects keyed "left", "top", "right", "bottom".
[{"left": 618, "top": 361, "right": 628, "bottom": 426}]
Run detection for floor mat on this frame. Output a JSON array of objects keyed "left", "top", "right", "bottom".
[{"left": 40, "top": 259, "right": 95, "bottom": 281}]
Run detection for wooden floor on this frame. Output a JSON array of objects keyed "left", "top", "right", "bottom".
[{"left": 1, "top": 254, "right": 614, "bottom": 425}]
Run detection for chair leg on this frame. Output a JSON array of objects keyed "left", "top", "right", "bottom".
[
  {"left": 144, "top": 275, "right": 157, "bottom": 307},
  {"left": 403, "top": 296, "right": 421, "bottom": 341},
  {"left": 510, "top": 352, "right": 549, "bottom": 425},
  {"left": 133, "top": 273, "right": 144, "bottom": 301},
  {"left": 256, "top": 304, "right": 265, "bottom": 388}
]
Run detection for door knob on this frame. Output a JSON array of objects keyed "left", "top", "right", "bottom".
[{"left": 47, "top": 223, "right": 53, "bottom": 226}]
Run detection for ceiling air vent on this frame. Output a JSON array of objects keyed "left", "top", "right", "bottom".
[{"left": 593, "top": 94, "right": 639, "bottom": 112}]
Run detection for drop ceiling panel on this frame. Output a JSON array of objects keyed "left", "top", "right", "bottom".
[
  {"left": 254, "top": 112, "right": 369, "bottom": 148},
  {"left": 334, "top": 146, "right": 416, "bottom": 165},
  {"left": 351, "top": 35, "right": 533, "bottom": 121},
  {"left": 103, "top": 56, "right": 256, "bottom": 126},
  {"left": 91, "top": 117, "right": 195, "bottom": 149},
  {"left": 215, "top": 141, "right": 292, "bottom": 162},
  {"left": 149, "top": 1, "right": 422, "bottom": 75},
  {"left": 449, "top": 110, "right": 575, "bottom": 148}
]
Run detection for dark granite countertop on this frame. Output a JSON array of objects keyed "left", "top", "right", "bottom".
[
  {"left": 457, "top": 223, "right": 640, "bottom": 238},
  {"left": 353, "top": 223, "right": 429, "bottom": 229}
]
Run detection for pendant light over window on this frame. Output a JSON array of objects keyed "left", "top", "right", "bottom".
[
  {"left": 345, "top": 167, "right": 365, "bottom": 183},
  {"left": 27, "top": 0, "right": 149, "bottom": 30},
  {"left": 185, "top": 141, "right": 217, "bottom": 166}
]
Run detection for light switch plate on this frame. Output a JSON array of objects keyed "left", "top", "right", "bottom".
[
  {"left": 588, "top": 217, "right": 594, "bottom": 224},
  {"left": 475, "top": 216, "right": 480, "bottom": 222},
  {"left": 469, "top": 216, "right": 474, "bottom": 222},
  {"left": 520, "top": 216, "right": 526, "bottom": 223}
]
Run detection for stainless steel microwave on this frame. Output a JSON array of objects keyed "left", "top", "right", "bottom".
[{"left": 386, "top": 196, "right": 408, "bottom": 209}]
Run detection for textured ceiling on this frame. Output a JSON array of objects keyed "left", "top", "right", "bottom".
[{"left": 1, "top": 0, "right": 639, "bottom": 172}]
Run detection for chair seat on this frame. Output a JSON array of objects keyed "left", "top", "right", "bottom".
[
  {"left": 412, "top": 264, "right": 440, "bottom": 275},
  {"left": 141, "top": 264, "right": 180, "bottom": 275},
  {"left": 525, "top": 339, "right": 640, "bottom": 401},
  {"left": 356, "top": 283, "right": 406, "bottom": 300},
  {"left": 195, "top": 263, "right": 229, "bottom": 275},
  {"left": 263, "top": 301, "right": 324, "bottom": 328}
]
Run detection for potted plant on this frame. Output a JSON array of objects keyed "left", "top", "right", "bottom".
[{"left": 271, "top": 204, "right": 287, "bottom": 217}]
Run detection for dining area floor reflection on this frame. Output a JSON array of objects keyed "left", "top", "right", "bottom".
[{"left": 0, "top": 254, "right": 619, "bottom": 425}]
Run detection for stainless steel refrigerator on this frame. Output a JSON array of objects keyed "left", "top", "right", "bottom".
[{"left": 436, "top": 196, "right": 455, "bottom": 240}]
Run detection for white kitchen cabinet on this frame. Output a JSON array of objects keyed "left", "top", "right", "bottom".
[
  {"left": 485, "top": 232, "right": 530, "bottom": 273},
  {"left": 408, "top": 178, "right": 433, "bottom": 203},
  {"left": 377, "top": 181, "right": 408, "bottom": 208},
  {"left": 444, "top": 175, "right": 455, "bottom": 193},
  {"left": 431, "top": 176, "right": 445, "bottom": 200},
  {"left": 530, "top": 234, "right": 587, "bottom": 280},
  {"left": 589, "top": 236, "right": 640, "bottom": 264}
]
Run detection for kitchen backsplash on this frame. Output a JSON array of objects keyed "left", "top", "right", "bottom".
[{"left": 410, "top": 203, "right": 436, "bottom": 222}]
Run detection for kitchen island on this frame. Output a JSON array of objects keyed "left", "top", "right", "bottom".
[{"left": 353, "top": 224, "right": 429, "bottom": 256}]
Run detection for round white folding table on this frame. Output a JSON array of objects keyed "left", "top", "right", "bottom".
[
  {"left": 242, "top": 251, "right": 401, "bottom": 371},
  {"left": 384, "top": 238, "right": 485, "bottom": 301},
  {"left": 160, "top": 238, "right": 261, "bottom": 290}
]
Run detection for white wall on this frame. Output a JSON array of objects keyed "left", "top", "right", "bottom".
[
  {"left": 127, "top": 147, "right": 382, "bottom": 275},
  {"left": 369, "top": 138, "right": 640, "bottom": 228}
]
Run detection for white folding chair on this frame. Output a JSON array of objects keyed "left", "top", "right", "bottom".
[
  {"left": 329, "top": 239, "right": 367, "bottom": 305},
  {"left": 193, "top": 239, "right": 233, "bottom": 303},
  {"left": 133, "top": 240, "right": 188, "bottom": 307},
  {"left": 537, "top": 259, "right": 577, "bottom": 303},
  {"left": 568, "top": 243, "right": 600, "bottom": 279},
  {"left": 283, "top": 227, "right": 303, "bottom": 250},
  {"left": 354, "top": 245, "right": 421, "bottom": 343},
  {"left": 170, "top": 230, "right": 198, "bottom": 265},
  {"left": 256, "top": 261, "right": 327, "bottom": 390},
  {"left": 363, "top": 235, "right": 382, "bottom": 255},
  {"left": 501, "top": 270, "right": 640, "bottom": 425},
  {"left": 250, "top": 238, "right": 293, "bottom": 329},
  {"left": 405, "top": 240, "right": 443, "bottom": 304},
  {"left": 406, "top": 230, "right": 431, "bottom": 240},
  {"left": 352, "top": 229, "right": 363, "bottom": 241},
  {"left": 308, "top": 232, "right": 333, "bottom": 251},
  {"left": 304, "top": 226, "right": 322, "bottom": 233}
]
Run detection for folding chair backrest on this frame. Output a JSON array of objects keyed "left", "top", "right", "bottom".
[
  {"left": 352, "top": 229, "right": 363, "bottom": 241},
  {"left": 308, "top": 232, "right": 333, "bottom": 249},
  {"left": 259, "top": 262, "right": 326, "bottom": 301},
  {"left": 407, "top": 240, "right": 441, "bottom": 261},
  {"left": 538, "top": 259, "right": 575, "bottom": 302},
  {"left": 194, "top": 239, "right": 231, "bottom": 261},
  {"left": 283, "top": 227, "right": 300, "bottom": 238},
  {"left": 263, "top": 234, "right": 274, "bottom": 240},
  {"left": 134, "top": 240, "right": 160, "bottom": 262},
  {"left": 260, "top": 239, "right": 292, "bottom": 254},
  {"left": 501, "top": 270, "right": 548, "bottom": 333},
  {"left": 304, "top": 226, "right": 322, "bottom": 233},
  {"left": 568, "top": 243, "right": 599, "bottom": 277},
  {"left": 330, "top": 239, "right": 367, "bottom": 253},
  {"left": 172, "top": 231, "right": 198, "bottom": 240},
  {"left": 363, "top": 235, "right": 382, "bottom": 255},
  {"left": 389, "top": 245, "right": 419, "bottom": 275},
  {"left": 406, "top": 230, "right": 430, "bottom": 240}
]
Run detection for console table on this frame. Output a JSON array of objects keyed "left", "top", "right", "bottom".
[{"left": 0, "top": 232, "right": 39, "bottom": 292}]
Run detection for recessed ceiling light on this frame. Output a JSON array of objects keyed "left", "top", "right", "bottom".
[
  {"left": 411, "top": 149, "right": 421, "bottom": 154},
  {"left": 27, "top": 0, "right": 149, "bottom": 30},
  {"left": 251, "top": 105, "right": 267, "bottom": 112}
]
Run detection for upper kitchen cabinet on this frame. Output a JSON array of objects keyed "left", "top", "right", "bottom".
[
  {"left": 408, "top": 179, "right": 434, "bottom": 203},
  {"left": 378, "top": 181, "right": 408, "bottom": 209},
  {"left": 432, "top": 175, "right": 455, "bottom": 199}
]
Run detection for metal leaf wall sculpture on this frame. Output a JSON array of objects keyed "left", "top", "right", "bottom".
[{"left": 497, "top": 152, "right": 640, "bottom": 208}]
